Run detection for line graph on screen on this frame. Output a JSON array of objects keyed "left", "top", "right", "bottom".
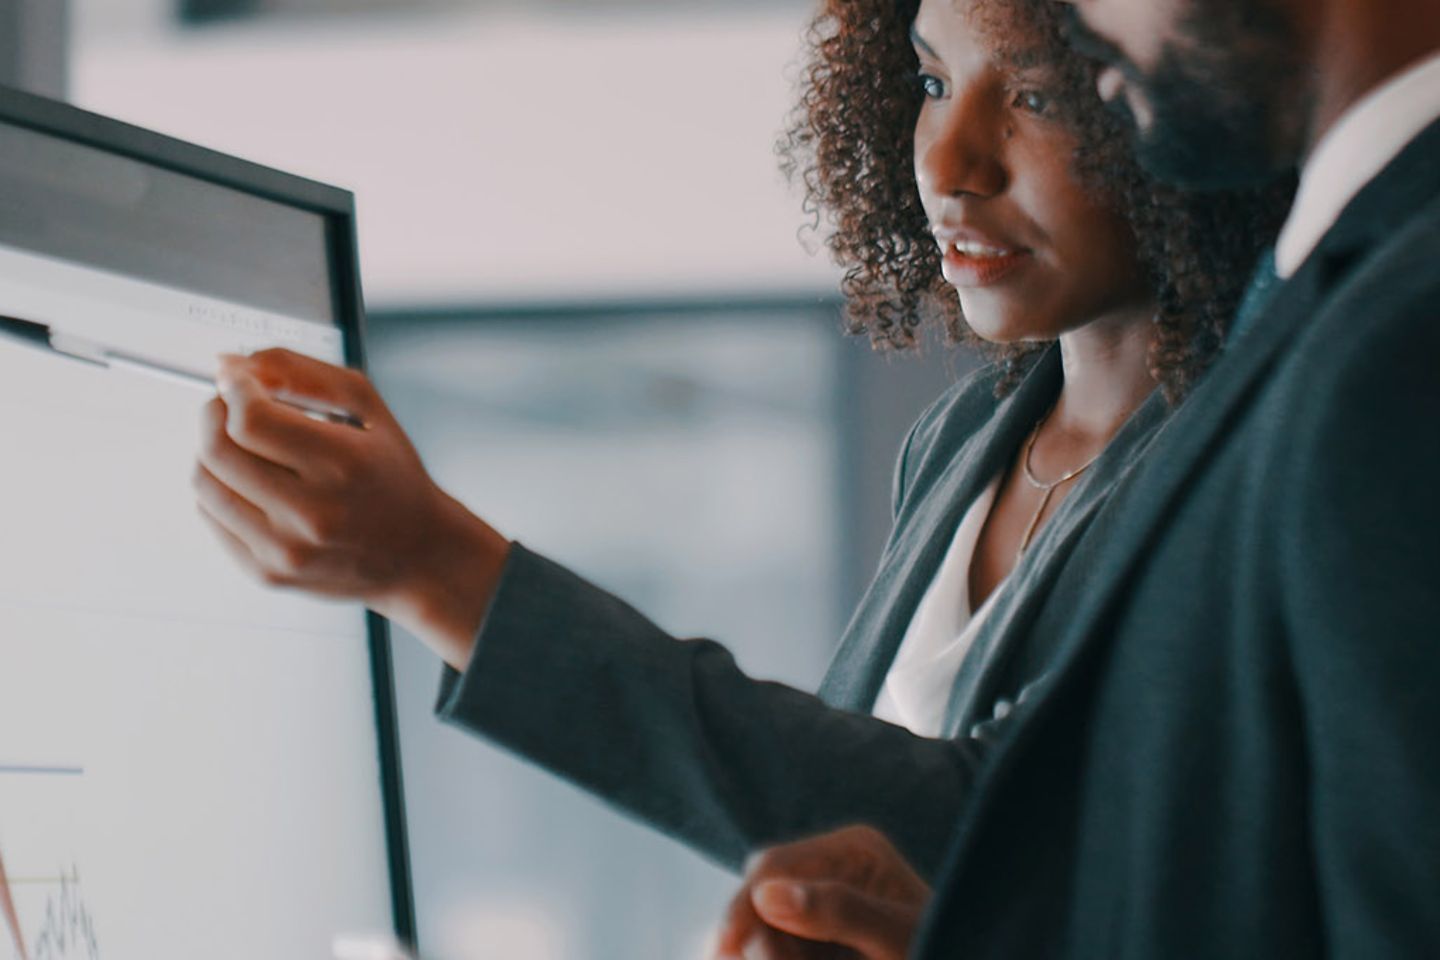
[
  {"left": 0, "top": 857, "right": 99, "bottom": 960},
  {"left": 0, "top": 765, "right": 100, "bottom": 960}
]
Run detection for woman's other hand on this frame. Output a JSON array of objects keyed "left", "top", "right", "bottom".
[{"left": 713, "top": 825, "right": 931, "bottom": 960}]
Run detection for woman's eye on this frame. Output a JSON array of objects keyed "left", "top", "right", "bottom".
[
  {"left": 1012, "top": 89, "right": 1053, "bottom": 116},
  {"left": 916, "top": 73, "right": 946, "bottom": 99}
]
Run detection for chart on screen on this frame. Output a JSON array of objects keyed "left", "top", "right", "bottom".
[{"left": 0, "top": 765, "right": 100, "bottom": 960}]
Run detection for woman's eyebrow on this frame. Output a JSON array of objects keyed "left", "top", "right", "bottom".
[{"left": 909, "top": 26, "right": 940, "bottom": 60}]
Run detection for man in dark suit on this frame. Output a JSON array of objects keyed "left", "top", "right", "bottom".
[{"left": 716, "top": 0, "right": 1440, "bottom": 955}]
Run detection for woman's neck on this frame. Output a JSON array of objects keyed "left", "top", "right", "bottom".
[{"left": 1051, "top": 303, "right": 1158, "bottom": 441}]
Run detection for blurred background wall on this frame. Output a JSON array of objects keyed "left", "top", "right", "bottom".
[{"left": 58, "top": 1, "right": 978, "bottom": 956}]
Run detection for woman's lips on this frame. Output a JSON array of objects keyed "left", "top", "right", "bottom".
[{"left": 941, "top": 245, "right": 1034, "bottom": 287}]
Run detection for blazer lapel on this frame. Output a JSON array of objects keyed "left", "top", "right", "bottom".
[
  {"left": 940, "top": 387, "right": 1172, "bottom": 738},
  {"left": 821, "top": 348, "right": 1062, "bottom": 710}
]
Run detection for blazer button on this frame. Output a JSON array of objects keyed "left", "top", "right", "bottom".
[{"left": 992, "top": 698, "right": 1014, "bottom": 720}]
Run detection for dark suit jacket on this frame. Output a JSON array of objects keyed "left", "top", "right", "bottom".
[
  {"left": 911, "top": 118, "right": 1440, "bottom": 958},
  {"left": 434, "top": 346, "right": 1169, "bottom": 878}
]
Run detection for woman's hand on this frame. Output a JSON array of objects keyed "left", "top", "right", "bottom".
[
  {"left": 713, "top": 825, "right": 931, "bottom": 960},
  {"left": 193, "top": 348, "right": 510, "bottom": 669}
]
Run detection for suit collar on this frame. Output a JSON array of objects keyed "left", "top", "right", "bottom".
[
  {"left": 1303, "top": 114, "right": 1440, "bottom": 280},
  {"left": 1277, "top": 53, "right": 1440, "bottom": 277}
]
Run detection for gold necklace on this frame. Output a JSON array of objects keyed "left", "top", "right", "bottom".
[{"left": 1015, "top": 405, "right": 1105, "bottom": 560}]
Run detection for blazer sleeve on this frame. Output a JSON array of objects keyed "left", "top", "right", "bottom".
[
  {"left": 1280, "top": 300, "right": 1440, "bottom": 954},
  {"left": 435, "top": 542, "right": 981, "bottom": 878}
]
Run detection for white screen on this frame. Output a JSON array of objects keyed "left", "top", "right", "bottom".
[{"left": 0, "top": 240, "right": 395, "bottom": 960}]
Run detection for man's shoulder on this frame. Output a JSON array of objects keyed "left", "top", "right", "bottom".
[
  {"left": 1243, "top": 207, "right": 1440, "bottom": 524},
  {"left": 1281, "top": 204, "right": 1440, "bottom": 420}
]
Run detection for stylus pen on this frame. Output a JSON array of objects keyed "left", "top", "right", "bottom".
[{"left": 0, "top": 312, "right": 367, "bottom": 429}]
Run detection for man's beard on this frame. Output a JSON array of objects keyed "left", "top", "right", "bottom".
[{"left": 1062, "top": 2, "right": 1304, "bottom": 190}]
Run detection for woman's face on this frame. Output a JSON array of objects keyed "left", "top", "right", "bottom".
[{"left": 912, "top": 0, "right": 1151, "bottom": 343}]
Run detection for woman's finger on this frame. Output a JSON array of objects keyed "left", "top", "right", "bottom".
[
  {"left": 222, "top": 348, "right": 382, "bottom": 425},
  {"left": 214, "top": 372, "right": 361, "bottom": 480}
]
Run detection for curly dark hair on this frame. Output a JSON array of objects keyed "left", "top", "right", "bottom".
[{"left": 779, "top": 0, "right": 1295, "bottom": 402}]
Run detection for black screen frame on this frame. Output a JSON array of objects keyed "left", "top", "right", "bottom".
[{"left": 0, "top": 83, "right": 418, "bottom": 946}]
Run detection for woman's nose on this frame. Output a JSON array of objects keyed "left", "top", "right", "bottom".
[{"left": 915, "top": 91, "right": 1007, "bottom": 200}]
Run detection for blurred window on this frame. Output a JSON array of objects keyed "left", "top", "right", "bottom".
[{"left": 370, "top": 300, "right": 850, "bottom": 960}]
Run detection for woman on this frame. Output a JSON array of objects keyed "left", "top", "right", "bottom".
[
  {"left": 788, "top": 0, "right": 1288, "bottom": 743},
  {"left": 196, "top": 0, "right": 1289, "bottom": 886}
]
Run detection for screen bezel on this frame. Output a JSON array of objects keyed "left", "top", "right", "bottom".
[{"left": 0, "top": 82, "right": 418, "bottom": 946}]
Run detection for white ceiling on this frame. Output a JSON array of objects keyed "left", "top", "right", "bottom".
[
  {"left": 78, "top": 0, "right": 808, "bottom": 43},
  {"left": 73, "top": 1, "right": 839, "bottom": 305}
]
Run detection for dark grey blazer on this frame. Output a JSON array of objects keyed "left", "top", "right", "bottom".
[
  {"left": 435, "top": 345, "right": 1169, "bottom": 878},
  {"left": 911, "top": 118, "right": 1440, "bottom": 958}
]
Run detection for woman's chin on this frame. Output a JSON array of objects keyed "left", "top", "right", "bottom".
[
  {"left": 957, "top": 293, "right": 1041, "bottom": 344},
  {"left": 963, "top": 315, "right": 1038, "bottom": 346},
  {"left": 958, "top": 297, "right": 1065, "bottom": 346}
]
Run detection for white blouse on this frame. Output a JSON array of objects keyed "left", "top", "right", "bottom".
[{"left": 873, "top": 473, "right": 1005, "bottom": 737}]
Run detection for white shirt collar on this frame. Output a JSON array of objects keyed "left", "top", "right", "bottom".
[{"left": 1275, "top": 49, "right": 1440, "bottom": 278}]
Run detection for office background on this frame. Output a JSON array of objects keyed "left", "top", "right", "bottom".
[{"left": 17, "top": 1, "right": 977, "bottom": 955}]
